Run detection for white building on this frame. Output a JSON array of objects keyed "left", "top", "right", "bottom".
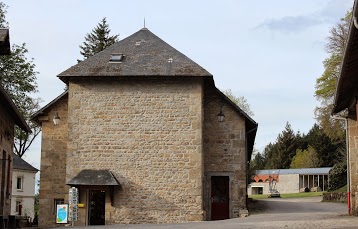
[
  {"left": 11, "top": 153, "right": 38, "bottom": 219},
  {"left": 248, "top": 168, "right": 332, "bottom": 195}
]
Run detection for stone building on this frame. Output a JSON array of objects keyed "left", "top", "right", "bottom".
[
  {"left": 32, "top": 28, "right": 257, "bottom": 227},
  {"left": 0, "top": 28, "right": 31, "bottom": 218},
  {"left": 333, "top": 0, "right": 358, "bottom": 216}
]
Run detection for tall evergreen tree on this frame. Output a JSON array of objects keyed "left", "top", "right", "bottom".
[
  {"left": 79, "top": 17, "right": 119, "bottom": 60},
  {"left": 304, "top": 124, "right": 343, "bottom": 167},
  {"left": 276, "top": 122, "right": 297, "bottom": 169},
  {"left": 0, "top": 2, "right": 41, "bottom": 157},
  {"left": 262, "top": 122, "right": 299, "bottom": 169}
]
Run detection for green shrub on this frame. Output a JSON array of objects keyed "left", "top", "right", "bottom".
[{"left": 328, "top": 161, "right": 347, "bottom": 191}]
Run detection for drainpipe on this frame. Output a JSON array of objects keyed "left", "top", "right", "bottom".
[{"left": 332, "top": 115, "right": 350, "bottom": 216}]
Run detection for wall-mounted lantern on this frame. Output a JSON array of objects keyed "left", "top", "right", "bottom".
[
  {"left": 217, "top": 105, "right": 225, "bottom": 122},
  {"left": 53, "top": 112, "right": 60, "bottom": 126},
  {"left": 4, "top": 130, "right": 11, "bottom": 140}
]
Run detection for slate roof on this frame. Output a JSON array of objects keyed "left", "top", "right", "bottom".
[
  {"left": 13, "top": 153, "right": 38, "bottom": 172},
  {"left": 0, "top": 29, "right": 10, "bottom": 55},
  {"left": 256, "top": 167, "right": 332, "bottom": 175},
  {"left": 333, "top": 0, "right": 358, "bottom": 114},
  {"left": 58, "top": 28, "right": 212, "bottom": 81},
  {"left": 0, "top": 85, "right": 31, "bottom": 132},
  {"left": 31, "top": 90, "right": 68, "bottom": 122},
  {"left": 67, "top": 169, "right": 120, "bottom": 186}
]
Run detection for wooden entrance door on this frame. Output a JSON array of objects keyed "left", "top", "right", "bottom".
[
  {"left": 211, "top": 176, "right": 229, "bottom": 220},
  {"left": 88, "top": 190, "right": 106, "bottom": 225}
]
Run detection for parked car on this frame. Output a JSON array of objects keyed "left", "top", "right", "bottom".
[{"left": 268, "top": 189, "right": 280, "bottom": 198}]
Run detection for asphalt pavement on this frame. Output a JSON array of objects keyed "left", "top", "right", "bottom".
[{"left": 56, "top": 196, "right": 358, "bottom": 229}]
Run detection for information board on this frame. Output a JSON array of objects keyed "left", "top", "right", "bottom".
[{"left": 56, "top": 204, "right": 68, "bottom": 224}]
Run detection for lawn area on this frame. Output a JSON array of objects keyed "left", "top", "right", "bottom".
[
  {"left": 249, "top": 192, "right": 324, "bottom": 199},
  {"left": 333, "top": 185, "right": 347, "bottom": 193}
]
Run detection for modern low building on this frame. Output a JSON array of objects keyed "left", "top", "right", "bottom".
[
  {"left": 248, "top": 168, "right": 332, "bottom": 195},
  {"left": 11, "top": 153, "right": 38, "bottom": 220},
  {"left": 32, "top": 28, "right": 257, "bottom": 227}
]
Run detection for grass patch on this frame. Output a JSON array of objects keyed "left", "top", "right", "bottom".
[
  {"left": 249, "top": 194, "right": 269, "bottom": 199},
  {"left": 333, "top": 185, "right": 347, "bottom": 193},
  {"left": 249, "top": 192, "right": 324, "bottom": 199},
  {"left": 280, "top": 192, "right": 323, "bottom": 198}
]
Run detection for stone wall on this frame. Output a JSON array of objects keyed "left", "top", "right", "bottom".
[
  {"left": 348, "top": 118, "right": 358, "bottom": 215},
  {"left": 323, "top": 192, "right": 347, "bottom": 203},
  {"left": 203, "top": 87, "right": 247, "bottom": 220},
  {"left": 0, "top": 106, "right": 14, "bottom": 216},
  {"left": 67, "top": 78, "right": 204, "bottom": 225},
  {"left": 38, "top": 95, "right": 68, "bottom": 227}
]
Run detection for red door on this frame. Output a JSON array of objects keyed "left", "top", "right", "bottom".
[{"left": 211, "top": 176, "right": 229, "bottom": 220}]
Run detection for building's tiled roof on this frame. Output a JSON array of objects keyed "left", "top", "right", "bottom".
[
  {"left": 67, "top": 170, "right": 120, "bottom": 186},
  {"left": 58, "top": 28, "right": 212, "bottom": 81},
  {"left": 13, "top": 153, "right": 38, "bottom": 172},
  {"left": 0, "top": 28, "right": 10, "bottom": 55},
  {"left": 333, "top": 0, "right": 358, "bottom": 114},
  {"left": 31, "top": 90, "right": 68, "bottom": 122},
  {"left": 0, "top": 85, "right": 31, "bottom": 132},
  {"left": 256, "top": 167, "right": 332, "bottom": 175}
]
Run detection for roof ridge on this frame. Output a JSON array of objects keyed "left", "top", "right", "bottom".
[{"left": 58, "top": 28, "right": 212, "bottom": 80}]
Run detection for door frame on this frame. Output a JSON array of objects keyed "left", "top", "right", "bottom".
[
  {"left": 206, "top": 172, "right": 234, "bottom": 220},
  {"left": 87, "top": 188, "right": 107, "bottom": 226}
]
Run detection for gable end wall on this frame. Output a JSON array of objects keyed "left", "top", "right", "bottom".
[
  {"left": 67, "top": 78, "right": 204, "bottom": 224},
  {"left": 203, "top": 87, "right": 247, "bottom": 219}
]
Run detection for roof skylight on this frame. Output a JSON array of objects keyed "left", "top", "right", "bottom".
[{"left": 109, "top": 54, "right": 125, "bottom": 63}]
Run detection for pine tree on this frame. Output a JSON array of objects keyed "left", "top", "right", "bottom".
[
  {"left": 304, "top": 124, "right": 343, "bottom": 167},
  {"left": 276, "top": 122, "right": 297, "bottom": 169},
  {"left": 79, "top": 17, "right": 119, "bottom": 60}
]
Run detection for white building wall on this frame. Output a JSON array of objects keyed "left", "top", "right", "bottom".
[
  {"left": 11, "top": 169, "right": 37, "bottom": 219},
  {"left": 248, "top": 183, "right": 270, "bottom": 195},
  {"left": 276, "top": 174, "right": 299, "bottom": 194},
  {"left": 248, "top": 174, "right": 300, "bottom": 195}
]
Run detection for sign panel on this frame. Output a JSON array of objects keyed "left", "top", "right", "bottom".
[
  {"left": 69, "top": 187, "right": 79, "bottom": 221},
  {"left": 56, "top": 204, "right": 68, "bottom": 224}
]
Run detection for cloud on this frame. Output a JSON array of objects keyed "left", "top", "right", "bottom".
[
  {"left": 256, "top": 0, "right": 353, "bottom": 33},
  {"left": 256, "top": 16, "right": 323, "bottom": 33}
]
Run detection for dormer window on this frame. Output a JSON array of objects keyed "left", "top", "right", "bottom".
[{"left": 109, "top": 54, "right": 125, "bottom": 63}]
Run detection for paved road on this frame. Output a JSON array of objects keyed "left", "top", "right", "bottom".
[{"left": 57, "top": 197, "right": 358, "bottom": 229}]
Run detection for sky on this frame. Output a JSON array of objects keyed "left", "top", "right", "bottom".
[{"left": 1, "top": 0, "right": 354, "bottom": 171}]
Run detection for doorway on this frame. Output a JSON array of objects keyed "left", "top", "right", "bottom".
[
  {"left": 88, "top": 190, "right": 106, "bottom": 225},
  {"left": 211, "top": 176, "right": 229, "bottom": 220}
]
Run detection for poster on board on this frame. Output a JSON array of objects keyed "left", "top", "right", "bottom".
[{"left": 56, "top": 204, "right": 68, "bottom": 224}]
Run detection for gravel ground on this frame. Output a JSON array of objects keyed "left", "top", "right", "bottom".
[{"left": 55, "top": 196, "right": 358, "bottom": 229}]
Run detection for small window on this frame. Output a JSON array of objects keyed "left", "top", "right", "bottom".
[
  {"left": 16, "top": 177, "right": 23, "bottom": 190},
  {"left": 251, "top": 179, "right": 256, "bottom": 182},
  {"left": 109, "top": 53, "right": 124, "bottom": 62},
  {"left": 258, "top": 179, "right": 263, "bottom": 182},
  {"left": 54, "top": 198, "right": 64, "bottom": 215},
  {"left": 15, "top": 200, "right": 22, "bottom": 214}
]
